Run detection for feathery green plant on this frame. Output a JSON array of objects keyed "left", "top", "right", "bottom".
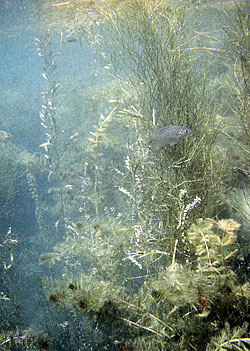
[
  {"left": 222, "top": 1, "right": 250, "bottom": 224},
  {"left": 206, "top": 322, "right": 250, "bottom": 351},
  {"left": 187, "top": 218, "right": 240, "bottom": 275}
]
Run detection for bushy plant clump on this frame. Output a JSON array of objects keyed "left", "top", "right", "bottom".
[{"left": 34, "top": 0, "right": 250, "bottom": 350}]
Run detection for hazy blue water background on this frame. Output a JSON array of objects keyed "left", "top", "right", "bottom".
[
  {"left": 0, "top": 2, "right": 117, "bottom": 346},
  {"left": 0, "top": 0, "right": 93, "bottom": 334},
  {"left": 0, "top": 0, "right": 103, "bottom": 152}
]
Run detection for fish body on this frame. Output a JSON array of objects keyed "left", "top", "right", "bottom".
[
  {"left": 65, "top": 175, "right": 92, "bottom": 192},
  {"left": 0, "top": 130, "right": 12, "bottom": 143},
  {"left": 149, "top": 125, "right": 191, "bottom": 147}
]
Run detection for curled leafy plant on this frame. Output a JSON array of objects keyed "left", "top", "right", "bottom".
[{"left": 187, "top": 218, "right": 240, "bottom": 275}]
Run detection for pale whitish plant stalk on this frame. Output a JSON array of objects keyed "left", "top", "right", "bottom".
[
  {"left": 36, "top": 33, "right": 79, "bottom": 230},
  {"left": 0, "top": 227, "right": 18, "bottom": 310},
  {"left": 35, "top": 34, "right": 61, "bottom": 177},
  {"left": 216, "top": 338, "right": 250, "bottom": 351},
  {"left": 37, "top": 34, "right": 79, "bottom": 178},
  {"left": 25, "top": 168, "right": 44, "bottom": 235},
  {"left": 36, "top": 33, "right": 66, "bottom": 230},
  {"left": 88, "top": 107, "right": 117, "bottom": 217},
  {"left": 177, "top": 189, "right": 201, "bottom": 230}
]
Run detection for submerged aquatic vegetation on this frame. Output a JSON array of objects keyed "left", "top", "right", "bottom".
[
  {"left": 187, "top": 218, "right": 240, "bottom": 275},
  {"left": 30, "top": 0, "right": 250, "bottom": 350},
  {"left": 0, "top": 329, "right": 51, "bottom": 350},
  {"left": 206, "top": 322, "right": 250, "bottom": 351},
  {"left": 43, "top": 215, "right": 249, "bottom": 349},
  {"left": 222, "top": 1, "right": 250, "bottom": 223}
]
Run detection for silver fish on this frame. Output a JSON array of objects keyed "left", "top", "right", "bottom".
[
  {"left": 65, "top": 175, "right": 92, "bottom": 192},
  {"left": 0, "top": 130, "right": 12, "bottom": 142},
  {"left": 149, "top": 125, "right": 191, "bottom": 147}
]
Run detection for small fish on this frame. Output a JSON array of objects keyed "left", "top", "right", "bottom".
[
  {"left": 0, "top": 130, "right": 12, "bottom": 143},
  {"left": 66, "top": 37, "right": 77, "bottom": 43},
  {"left": 149, "top": 125, "right": 191, "bottom": 148},
  {"left": 65, "top": 175, "right": 92, "bottom": 192}
]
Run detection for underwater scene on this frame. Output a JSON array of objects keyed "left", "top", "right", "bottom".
[{"left": 0, "top": 0, "right": 250, "bottom": 350}]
